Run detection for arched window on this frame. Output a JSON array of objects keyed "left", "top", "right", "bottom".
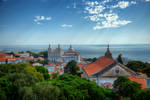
[{"left": 115, "top": 67, "right": 120, "bottom": 74}]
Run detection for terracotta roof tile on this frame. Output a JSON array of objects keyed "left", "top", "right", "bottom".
[
  {"left": 0, "top": 58, "right": 6, "bottom": 62},
  {"left": 83, "top": 56, "right": 115, "bottom": 77},
  {"left": 8, "top": 58, "right": 16, "bottom": 61},
  {"left": 128, "top": 75, "right": 146, "bottom": 89},
  {"left": 0, "top": 53, "right": 12, "bottom": 58}
]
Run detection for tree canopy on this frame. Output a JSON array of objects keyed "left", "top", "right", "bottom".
[
  {"left": 51, "top": 74, "right": 119, "bottom": 100},
  {"left": 0, "top": 63, "right": 149, "bottom": 100},
  {"left": 0, "top": 63, "right": 44, "bottom": 100},
  {"left": 34, "top": 66, "right": 50, "bottom": 80},
  {"left": 126, "top": 61, "right": 150, "bottom": 77},
  {"left": 64, "top": 60, "right": 80, "bottom": 76},
  {"left": 113, "top": 76, "right": 141, "bottom": 100}
]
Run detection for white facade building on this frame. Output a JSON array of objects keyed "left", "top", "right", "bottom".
[{"left": 48, "top": 44, "right": 80, "bottom": 63}]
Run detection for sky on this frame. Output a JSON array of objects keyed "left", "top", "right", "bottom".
[{"left": 0, "top": 0, "right": 150, "bottom": 45}]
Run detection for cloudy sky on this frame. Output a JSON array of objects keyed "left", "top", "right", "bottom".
[{"left": 0, "top": 0, "right": 150, "bottom": 45}]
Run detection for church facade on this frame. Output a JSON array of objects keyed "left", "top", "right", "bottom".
[
  {"left": 82, "top": 44, "right": 149, "bottom": 89},
  {"left": 48, "top": 44, "right": 80, "bottom": 63}
]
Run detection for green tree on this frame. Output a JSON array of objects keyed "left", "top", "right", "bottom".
[
  {"left": 64, "top": 60, "right": 80, "bottom": 76},
  {"left": 26, "top": 51, "right": 39, "bottom": 58},
  {"left": 142, "top": 62, "right": 150, "bottom": 77},
  {"left": 51, "top": 74, "right": 116, "bottom": 100},
  {"left": 135, "top": 88, "right": 150, "bottom": 100},
  {"left": 126, "top": 61, "right": 150, "bottom": 77},
  {"left": 51, "top": 72, "right": 59, "bottom": 79},
  {"left": 126, "top": 61, "right": 146, "bottom": 72},
  {"left": 39, "top": 59, "right": 49, "bottom": 65},
  {"left": 113, "top": 76, "right": 141, "bottom": 100},
  {"left": 85, "top": 57, "right": 97, "bottom": 63},
  {"left": 0, "top": 63, "right": 44, "bottom": 100},
  {"left": 34, "top": 66, "right": 50, "bottom": 80},
  {"left": 20, "top": 87, "right": 36, "bottom": 100},
  {"left": 33, "top": 82, "right": 60, "bottom": 100},
  {"left": 38, "top": 51, "right": 48, "bottom": 59},
  {"left": 0, "top": 77, "right": 13, "bottom": 100},
  {"left": 20, "top": 82, "right": 60, "bottom": 100}
]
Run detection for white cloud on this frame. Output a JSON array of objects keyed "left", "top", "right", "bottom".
[
  {"left": 61, "top": 24, "right": 72, "bottom": 28},
  {"left": 101, "top": 0, "right": 111, "bottom": 4},
  {"left": 131, "top": 1, "right": 136, "bottom": 5},
  {"left": 93, "top": 13, "right": 132, "bottom": 30},
  {"left": 85, "top": 5, "right": 105, "bottom": 14},
  {"left": 33, "top": 16, "right": 52, "bottom": 24},
  {"left": 112, "top": 1, "right": 136, "bottom": 9},
  {"left": 46, "top": 17, "right": 52, "bottom": 20},
  {"left": 145, "top": 0, "right": 150, "bottom": 2},
  {"left": 37, "top": 22, "right": 41, "bottom": 25},
  {"left": 93, "top": 20, "right": 131, "bottom": 30},
  {"left": 84, "top": 0, "right": 136, "bottom": 30},
  {"left": 112, "top": 1, "right": 129, "bottom": 9}
]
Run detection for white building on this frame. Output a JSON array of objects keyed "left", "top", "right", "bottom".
[
  {"left": 20, "top": 53, "right": 30, "bottom": 58},
  {"left": 48, "top": 44, "right": 80, "bottom": 63}
]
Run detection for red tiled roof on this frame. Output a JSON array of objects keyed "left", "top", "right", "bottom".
[
  {"left": 0, "top": 58, "right": 6, "bottom": 62},
  {"left": 63, "top": 52, "right": 80, "bottom": 56},
  {"left": 66, "top": 49, "right": 76, "bottom": 53},
  {"left": 24, "top": 57, "right": 31, "bottom": 61},
  {"left": 83, "top": 56, "right": 115, "bottom": 77},
  {"left": 81, "top": 74, "right": 84, "bottom": 78},
  {"left": 75, "top": 52, "right": 80, "bottom": 56},
  {"left": 0, "top": 53, "right": 12, "bottom": 58},
  {"left": 128, "top": 75, "right": 146, "bottom": 89},
  {"left": 49, "top": 64, "right": 53, "bottom": 66},
  {"left": 59, "top": 70, "right": 64, "bottom": 73},
  {"left": 8, "top": 58, "right": 16, "bottom": 61},
  {"left": 33, "top": 62, "right": 39, "bottom": 64},
  {"left": 15, "top": 53, "right": 21, "bottom": 56}
]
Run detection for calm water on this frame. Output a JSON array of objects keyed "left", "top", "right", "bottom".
[{"left": 0, "top": 44, "right": 150, "bottom": 62}]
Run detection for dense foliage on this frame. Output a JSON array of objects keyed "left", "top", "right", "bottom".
[
  {"left": 113, "top": 76, "right": 141, "bottom": 100},
  {"left": 21, "top": 82, "right": 60, "bottom": 100},
  {"left": 64, "top": 60, "right": 81, "bottom": 76},
  {"left": 51, "top": 74, "right": 119, "bottom": 100},
  {"left": 126, "top": 61, "right": 150, "bottom": 77},
  {"left": 34, "top": 66, "right": 50, "bottom": 80},
  {"left": 0, "top": 63, "right": 150, "bottom": 100},
  {"left": 26, "top": 51, "right": 48, "bottom": 59},
  {"left": 134, "top": 88, "right": 150, "bottom": 100},
  {"left": 84, "top": 57, "right": 97, "bottom": 63},
  {"left": 38, "top": 51, "right": 48, "bottom": 59},
  {"left": 0, "top": 63, "right": 44, "bottom": 100}
]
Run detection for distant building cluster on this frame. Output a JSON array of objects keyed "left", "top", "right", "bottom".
[
  {"left": 0, "top": 51, "right": 43, "bottom": 64},
  {"left": 0, "top": 51, "right": 33, "bottom": 64},
  {"left": 48, "top": 44, "right": 80, "bottom": 63}
]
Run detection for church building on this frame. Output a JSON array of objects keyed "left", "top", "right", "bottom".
[
  {"left": 82, "top": 44, "right": 149, "bottom": 89},
  {"left": 48, "top": 44, "right": 80, "bottom": 63}
]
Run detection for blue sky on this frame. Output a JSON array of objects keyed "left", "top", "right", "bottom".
[{"left": 0, "top": 0, "right": 150, "bottom": 45}]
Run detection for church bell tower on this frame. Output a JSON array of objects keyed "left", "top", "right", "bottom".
[{"left": 105, "top": 44, "right": 113, "bottom": 59}]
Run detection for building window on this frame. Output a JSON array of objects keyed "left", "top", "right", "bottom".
[{"left": 115, "top": 67, "right": 120, "bottom": 74}]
